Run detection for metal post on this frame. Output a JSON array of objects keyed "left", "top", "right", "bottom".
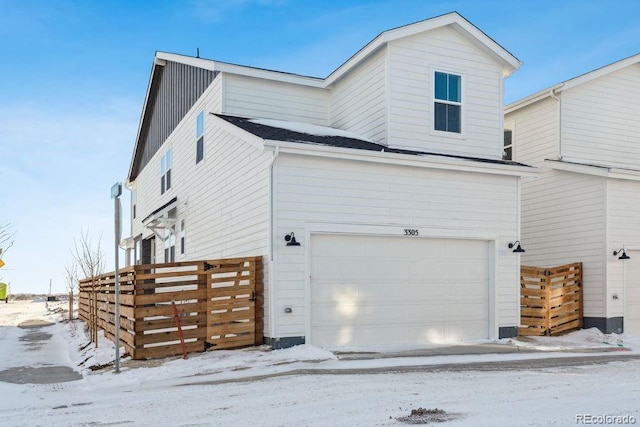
[{"left": 111, "top": 182, "right": 122, "bottom": 374}]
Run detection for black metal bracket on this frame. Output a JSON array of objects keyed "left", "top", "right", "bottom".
[{"left": 203, "top": 262, "right": 214, "bottom": 271}]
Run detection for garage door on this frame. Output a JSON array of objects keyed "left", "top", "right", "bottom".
[
  {"left": 310, "top": 234, "right": 490, "bottom": 348},
  {"left": 624, "top": 252, "right": 640, "bottom": 335}
]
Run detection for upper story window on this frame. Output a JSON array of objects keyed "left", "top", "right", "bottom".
[
  {"left": 503, "top": 129, "right": 513, "bottom": 160},
  {"left": 134, "top": 237, "right": 142, "bottom": 265},
  {"left": 196, "top": 111, "right": 204, "bottom": 164},
  {"left": 180, "top": 219, "right": 186, "bottom": 255},
  {"left": 131, "top": 188, "right": 137, "bottom": 219},
  {"left": 164, "top": 209, "right": 177, "bottom": 263},
  {"left": 161, "top": 149, "right": 172, "bottom": 194},
  {"left": 434, "top": 71, "right": 461, "bottom": 133}
]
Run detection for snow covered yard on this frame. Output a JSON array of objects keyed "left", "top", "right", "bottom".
[{"left": 1, "top": 300, "right": 639, "bottom": 426}]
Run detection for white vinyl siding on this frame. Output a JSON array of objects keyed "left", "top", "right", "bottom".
[
  {"left": 273, "top": 154, "right": 520, "bottom": 340},
  {"left": 223, "top": 74, "right": 329, "bottom": 125},
  {"left": 606, "top": 179, "right": 640, "bottom": 319},
  {"left": 623, "top": 251, "right": 640, "bottom": 335},
  {"left": 561, "top": 64, "right": 640, "bottom": 167},
  {"left": 129, "top": 79, "right": 272, "bottom": 335},
  {"left": 508, "top": 66, "right": 640, "bottom": 324},
  {"left": 329, "top": 47, "right": 387, "bottom": 143},
  {"left": 505, "top": 97, "right": 558, "bottom": 167},
  {"left": 130, "top": 74, "right": 225, "bottom": 247},
  {"left": 520, "top": 170, "right": 606, "bottom": 317},
  {"left": 387, "top": 26, "right": 503, "bottom": 158}
]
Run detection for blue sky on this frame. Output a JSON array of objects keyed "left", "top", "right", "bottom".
[{"left": 1, "top": 0, "right": 640, "bottom": 294}]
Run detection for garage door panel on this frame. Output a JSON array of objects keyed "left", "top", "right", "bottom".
[
  {"left": 624, "top": 252, "right": 640, "bottom": 335},
  {"left": 310, "top": 234, "right": 490, "bottom": 347},
  {"left": 405, "top": 305, "right": 447, "bottom": 322},
  {"left": 357, "top": 304, "right": 408, "bottom": 324}
]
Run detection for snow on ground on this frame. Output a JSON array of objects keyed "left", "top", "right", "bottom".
[{"left": 1, "top": 300, "right": 639, "bottom": 426}]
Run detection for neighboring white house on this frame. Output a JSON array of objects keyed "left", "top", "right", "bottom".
[
  {"left": 126, "top": 12, "right": 535, "bottom": 349},
  {"left": 505, "top": 54, "right": 640, "bottom": 336}
]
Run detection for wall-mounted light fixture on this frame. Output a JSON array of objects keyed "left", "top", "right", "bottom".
[
  {"left": 613, "top": 248, "right": 630, "bottom": 260},
  {"left": 508, "top": 240, "right": 525, "bottom": 253},
  {"left": 285, "top": 232, "right": 300, "bottom": 247}
]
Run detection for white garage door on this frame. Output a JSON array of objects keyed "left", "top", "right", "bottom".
[
  {"left": 310, "top": 234, "right": 490, "bottom": 348},
  {"left": 624, "top": 253, "right": 640, "bottom": 335}
]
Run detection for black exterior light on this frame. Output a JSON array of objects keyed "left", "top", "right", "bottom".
[
  {"left": 508, "top": 240, "right": 525, "bottom": 253},
  {"left": 285, "top": 232, "right": 300, "bottom": 246},
  {"left": 614, "top": 248, "right": 630, "bottom": 260}
]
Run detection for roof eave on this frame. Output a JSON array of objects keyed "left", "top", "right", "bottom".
[
  {"left": 505, "top": 83, "right": 564, "bottom": 114},
  {"left": 264, "top": 139, "right": 538, "bottom": 177},
  {"left": 127, "top": 56, "right": 165, "bottom": 182},
  {"left": 507, "top": 54, "right": 640, "bottom": 114},
  {"left": 546, "top": 159, "right": 640, "bottom": 181},
  {"left": 156, "top": 51, "right": 326, "bottom": 88}
]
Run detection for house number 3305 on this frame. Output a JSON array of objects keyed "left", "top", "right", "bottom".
[{"left": 404, "top": 229, "right": 419, "bottom": 236}]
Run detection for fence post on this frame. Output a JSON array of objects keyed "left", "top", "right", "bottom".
[
  {"left": 198, "top": 261, "right": 210, "bottom": 350},
  {"left": 544, "top": 270, "right": 551, "bottom": 336},
  {"left": 254, "top": 257, "right": 264, "bottom": 346},
  {"left": 577, "top": 263, "right": 583, "bottom": 329},
  {"left": 94, "top": 284, "right": 99, "bottom": 346},
  {"left": 132, "top": 264, "right": 143, "bottom": 360},
  {"left": 68, "top": 291, "right": 73, "bottom": 322}
]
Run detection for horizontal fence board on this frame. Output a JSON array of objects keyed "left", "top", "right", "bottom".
[
  {"left": 134, "top": 341, "right": 204, "bottom": 360},
  {"left": 207, "top": 335, "right": 255, "bottom": 350},
  {"left": 137, "top": 327, "right": 207, "bottom": 346},
  {"left": 521, "top": 317, "right": 548, "bottom": 327},
  {"left": 208, "top": 299, "right": 255, "bottom": 311},
  {"left": 209, "top": 287, "right": 253, "bottom": 299},
  {"left": 521, "top": 288, "right": 548, "bottom": 298},
  {"left": 209, "top": 321, "right": 254, "bottom": 336},
  {"left": 550, "top": 284, "right": 580, "bottom": 299},
  {"left": 134, "top": 315, "right": 207, "bottom": 332},
  {"left": 135, "top": 301, "right": 208, "bottom": 319},
  {"left": 518, "top": 326, "right": 546, "bottom": 336},
  {"left": 79, "top": 257, "right": 263, "bottom": 359},
  {"left": 521, "top": 307, "right": 546, "bottom": 317},
  {"left": 134, "top": 270, "right": 202, "bottom": 281},
  {"left": 134, "top": 289, "right": 208, "bottom": 306},
  {"left": 210, "top": 309, "right": 254, "bottom": 323},
  {"left": 550, "top": 319, "right": 582, "bottom": 334},
  {"left": 520, "top": 263, "right": 582, "bottom": 336}
]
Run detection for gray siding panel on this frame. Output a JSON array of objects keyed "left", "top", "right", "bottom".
[{"left": 132, "top": 62, "right": 216, "bottom": 179}]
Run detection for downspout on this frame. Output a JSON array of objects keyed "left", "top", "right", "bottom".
[
  {"left": 549, "top": 89, "right": 562, "bottom": 159},
  {"left": 268, "top": 145, "right": 280, "bottom": 341},
  {"left": 269, "top": 145, "right": 280, "bottom": 261}
]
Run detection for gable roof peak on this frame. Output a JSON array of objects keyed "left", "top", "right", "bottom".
[
  {"left": 507, "top": 53, "right": 640, "bottom": 113},
  {"left": 326, "top": 11, "right": 521, "bottom": 84}
]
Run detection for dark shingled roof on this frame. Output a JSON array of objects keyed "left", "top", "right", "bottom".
[{"left": 214, "top": 114, "right": 531, "bottom": 168}]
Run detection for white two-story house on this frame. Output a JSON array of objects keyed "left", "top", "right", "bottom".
[
  {"left": 126, "top": 12, "right": 535, "bottom": 349},
  {"left": 505, "top": 54, "right": 640, "bottom": 336}
]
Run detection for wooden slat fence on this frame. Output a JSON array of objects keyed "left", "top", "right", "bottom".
[
  {"left": 519, "top": 262, "right": 582, "bottom": 336},
  {"left": 78, "top": 256, "right": 263, "bottom": 359}
]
